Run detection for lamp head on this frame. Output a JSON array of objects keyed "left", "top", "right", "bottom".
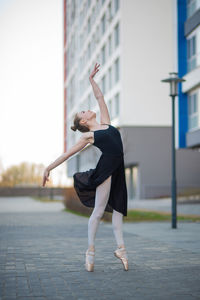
[{"left": 161, "top": 72, "right": 186, "bottom": 97}]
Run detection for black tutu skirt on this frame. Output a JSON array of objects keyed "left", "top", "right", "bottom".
[{"left": 73, "top": 153, "right": 127, "bottom": 216}]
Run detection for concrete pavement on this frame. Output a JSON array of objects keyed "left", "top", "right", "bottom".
[{"left": 0, "top": 196, "right": 200, "bottom": 300}]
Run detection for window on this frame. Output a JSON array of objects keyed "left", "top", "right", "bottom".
[
  {"left": 80, "top": 33, "right": 83, "bottom": 47},
  {"left": 105, "top": 72, "right": 109, "bottom": 94},
  {"left": 91, "top": 93, "right": 96, "bottom": 107},
  {"left": 101, "top": 14, "right": 106, "bottom": 35},
  {"left": 101, "top": 45, "right": 106, "bottom": 65},
  {"left": 91, "top": 7, "right": 95, "bottom": 27},
  {"left": 125, "top": 165, "right": 139, "bottom": 200},
  {"left": 114, "top": 0, "right": 119, "bottom": 13},
  {"left": 67, "top": 87, "right": 71, "bottom": 110},
  {"left": 188, "top": 92, "right": 199, "bottom": 130},
  {"left": 88, "top": 42, "right": 91, "bottom": 60},
  {"left": 80, "top": 10, "right": 83, "bottom": 27},
  {"left": 71, "top": 0, "right": 76, "bottom": 24},
  {"left": 187, "top": 0, "right": 200, "bottom": 18},
  {"left": 96, "top": 25, "right": 100, "bottom": 44},
  {"left": 102, "top": 75, "right": 106, "bottom": 94},
  {"left": 97, "top": 53, "right": 100, "bottom": 65},
  {"left": 88, "top": 16, "right": 91, "bottom": 33},
  {"left": 108, "top": 67, "right": 112, "bottom": 89},
  {"left": 91, "top": 34, "right": 95, "bottom": 52},
  {"left": 108, "top": 34, "right": 112, "bottom": 56},
  {"left": 114, "top": 23, "right": 119, "bottom": 48},
  {"left": 88, "top": 69, "right": 91, "bottom": 87},
  {"left": 69, "top": 76, "right": 75, "bottom": 110},
  {"left": 88, "top": 0, "right": 91, "bottom": 9},
  {"left": 115, "top": 93, "right": 119, "bottom": 116},
  {"left": 187, "top": 35, "right": 197, "bottom": 72},
  {"left": 105, "top": 43, "right": 108, "bottom": 63},
  {"left": 108, "top": 1, "right": 113, "bottom": 21},
  {"left": 84, "top": 2, "right": 87, "bottom": 19},
  {"left": 88, "top": 94, "right": 91, "bottom": 109},
  {"left": 108, "top": 99, "right": 112, "bottom": 117},
  {"left": 96, "top": 0, "right": 101, "bottom": 12},
  {"left": 114, "top": 57, "right": 120, "bottom": 83}
]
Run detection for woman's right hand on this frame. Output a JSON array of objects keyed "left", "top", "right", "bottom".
[
  {"left": 42, "top": 168, "right": 50, "bottom": 187},
  {"left": 89, "top": 62, "right": 100, "bottom": 80}
]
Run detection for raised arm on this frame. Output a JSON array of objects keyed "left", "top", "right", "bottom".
[
  {"left": 89, "top": 63, "right": 111, "bottom": 124},
  {"left": 42, "top": 135, "right": 90, "bottom": 186}
]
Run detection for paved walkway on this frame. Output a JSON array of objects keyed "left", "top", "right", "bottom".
[{"left": 0, "top": 197, "right": 200, "bottom": 300}]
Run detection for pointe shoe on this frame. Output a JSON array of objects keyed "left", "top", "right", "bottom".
[
  {"left": 85, "top": 249, "right": 95, "bottom": 272},
  {"left": 114, "top": 247, "right": 129, "bottom": 271}
]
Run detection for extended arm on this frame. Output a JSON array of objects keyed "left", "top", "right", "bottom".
[
  {"left": 47, "top": 137, "right": 89, "bottom": 171},
  {"left": 89, "top": 63, "right": 110, "bottom": 124},
  {"left": 42, "top": 136, "right": 90, "bottom": 186},
  {"left": 89, "top": 76, "right": 103, "bottom": 99}
]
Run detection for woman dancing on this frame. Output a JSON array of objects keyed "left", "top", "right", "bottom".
[{"left": 42, "top": 63, "right": 128, "bottom": 272}]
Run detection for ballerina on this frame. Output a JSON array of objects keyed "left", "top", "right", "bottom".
[{"left": 42, "top": 63, "right": 128, "bottom": 272}]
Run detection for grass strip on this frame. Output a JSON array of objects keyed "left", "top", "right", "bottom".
[
  {"left": 62, "top": 208, "right": 200, "bottom": 222},
  {"left": 125, "top": 209, "right": 200, "bottom": 222}
]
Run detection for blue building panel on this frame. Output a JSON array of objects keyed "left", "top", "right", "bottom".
[{"left": 177, "top": 0, "right": 188, "bottom": 148}]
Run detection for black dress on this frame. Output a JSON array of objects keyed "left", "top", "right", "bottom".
[{"left": 73, "top": 124, "right": 128, "bottom": 216}]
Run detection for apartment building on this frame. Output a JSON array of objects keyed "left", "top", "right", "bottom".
[
  {"left": 64, "top": 0, "right": 200, "bottom": 201},
  {"left": 178, "top": 0, "right": 200, "bottom": 148}
]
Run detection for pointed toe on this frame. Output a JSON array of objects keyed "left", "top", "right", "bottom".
[
  {"left": 85, "top": 249, "right": 95, "bottom": 272},
  {"left": 114, "top": 247, "right": 129, "bottom": 271}
]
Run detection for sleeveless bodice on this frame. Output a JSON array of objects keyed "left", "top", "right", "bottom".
[
  {"left": 91, "top": 124, "right": 124, "bottom": 156},
  {"left": 74, "top": 123, "right": 128, "bottom": 216}
]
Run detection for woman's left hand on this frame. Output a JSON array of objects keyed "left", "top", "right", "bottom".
[
  {"left": 42, "top": 168, "right": 50, "bottom": 187},
  {"left": 89, "top": 62, "right": 100, "bottom": 79}
]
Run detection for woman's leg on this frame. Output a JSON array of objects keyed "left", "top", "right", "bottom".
[
  {"left": 112, "top": 209, "right": 125, "bottom": 248},
  {"left": 88, "top": 175, "right": 112, "bottom": 250},
  {"left": 112, "top": 209, "right": 128, "bottom": 263}
]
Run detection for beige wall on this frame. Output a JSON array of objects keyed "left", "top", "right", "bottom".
[{"left": 121, "top": 0, "right": 175, "bottom": 126}]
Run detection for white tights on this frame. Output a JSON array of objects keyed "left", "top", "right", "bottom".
[{"left": 88, "top": 175, "right": 125, "bottom": 249}]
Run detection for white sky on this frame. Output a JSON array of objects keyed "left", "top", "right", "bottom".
[{"left": 0, "top": 0, "right": 68, "bottom": 186}]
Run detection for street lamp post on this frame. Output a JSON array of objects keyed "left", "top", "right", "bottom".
[{"left": 161, "top": 72, "right": 185, "bottom": 229}]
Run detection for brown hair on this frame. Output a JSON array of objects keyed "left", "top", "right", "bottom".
[{"left": 70, "top": 113, "right": 90, "bottom": 132}]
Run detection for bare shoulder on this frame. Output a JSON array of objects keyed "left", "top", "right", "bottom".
[{"left": 81, "top": 131, "right": 94, "bottom": 144}]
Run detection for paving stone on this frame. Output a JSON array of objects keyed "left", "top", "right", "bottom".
[{"left": 0, "top": 196, "right": 200, "bottom": 300}]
